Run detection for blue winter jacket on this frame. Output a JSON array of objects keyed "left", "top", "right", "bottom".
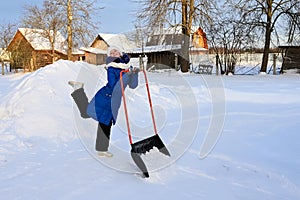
[{"left": 86, "top": 54, "right": 138, "bottom": 126}]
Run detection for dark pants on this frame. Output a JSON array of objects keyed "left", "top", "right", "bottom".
[
  {"left": 96, "top": 122, "right": 112, "bottom": 151},
  {"left": 71, "top": 88, "right": 112, "bottom": 151}
]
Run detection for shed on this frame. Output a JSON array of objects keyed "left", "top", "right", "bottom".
[
  {"left": 127, "top": 45, "right": 181, "bottom": 69},
  {"left": 0, "top": 48, "right": 10, "bottom": 62},
  {"left": 80, "top": 33, "right": 137, "bottom": 65},
  {"left": 279, "top": 46, "right": 300, "bottom": 71},
  {"left": 80, "top": 47, "right": 106, "bottom": 65},
  {"left": 1, "top": 48, "right": 10, "bottom": 75}
]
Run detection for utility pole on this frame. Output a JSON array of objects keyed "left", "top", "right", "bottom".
[
  {"left": 67, "top": 0, "right": 73, "bottom": 60},
  {"left": 181, "top": 0, "right": 189, "bottom": 72}
]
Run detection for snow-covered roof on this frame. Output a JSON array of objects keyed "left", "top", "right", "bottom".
[
  {"left": 190, "top": 46, "right": 209, "bottom": 51},
  {"left": 152, "top": 25, "right": 201, "bottom": 35},
  {"left": 80, "top": 47, "right": 106, "bottom": 54},
  {"left": 278, "top": 44, "right": 300, "bottom": 48},
  {"left": 72, "top": 49, "right": 85, "bottom": 55},
  {"left": 127, "top": 44, "right": 181, "bottom": 54},
  {"left": 18, "top": 28, "right": 67, "bottom": 54},
  {"left": 147, "top": 26, "right": 209, "bottom": 49},
  {"left": 98, "top": 33, "right": 137, "bottom": 51},
  {"left": 0, "top": 48, "right": 10, "bottom": 61},
  {"left": 126, "top": 44, "right": 208, "bottom": 54}
]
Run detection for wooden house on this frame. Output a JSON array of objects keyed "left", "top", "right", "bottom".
[
  {"left": 0, "top": 48, "right": 10, "bottom": 62},
  {"left": 127, "top": 26, "right": 208, "bottom": 69},
  {"left": 71, "top": 50, "right": 85, "bottom": 62},
  {"left": 1, "top": 48, "right": 10, "bottom": 75},
  {"left": 7, "top": 28, "right": 68, "bottom": 71},
  {"left": 127, "top": 45, "right": 182, "bottom": 69},
  {"left": 90, "top": 33, "right": 136, "bottom": 52},
  {"left": 190, "top": 27, "right": 208, "bottom": 55},
  {"left": 80, "top": 47, "right": 106, "bottom": 65},
  {"left": 81, "top": 33, "right": 136, "bottom": 65},
  {"left": 279, "top": 46, "right": 300, "bottom": 71}
]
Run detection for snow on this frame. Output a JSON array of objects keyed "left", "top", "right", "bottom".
[
  {"left": 79, "top": 47, "right": 107, "bottom": 55},
  {"left": 97, "top": 33, "right": 137, "bottom": 52},
  {"left": 128, "top": 44, "right": 182, "bottom": 54},
  {"left": 0, "top": 60, "right": 300, "bottom": 199},
  {"left": 18, "top": 28, "right": 67, "bottom": 53}
]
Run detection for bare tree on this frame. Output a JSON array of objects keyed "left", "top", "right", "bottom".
[
  {"left": 0, "top": 22, "right": 16, "bottom": 50},
  {"left": 0, "top": 22, "right": 17, "bottom": 73},
  {"left": 53, "top": 0, "right": 102, "bottom": 60},
  {"left": 135, "top": 0, "right": 216, "bottom": 72},
  {"left": 67, "top": 0, "right": 73, "bottom": 60},
  {"left": 229, "top": 0, "right": 300, "bottom": 73},
  {"left": 286, "top": 12, "right": 300, "bottom": 44},
  {"left": 22, "top": 1, "right": 66, "bottom": 63},
  {"left": 207, "top": 2, "right": 258, "bottom": 74},
  {"left": 22, "top": 0, "right": 101, "bottom": 61}
]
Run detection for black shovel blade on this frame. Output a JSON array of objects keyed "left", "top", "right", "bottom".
[
  {"left": 131, "top": 134, "right": 171, "bottom": 156},
  {"left": 130, "top": 135, "right": 170, "bottom": 178},
  {"left": 131, "top": 152, "right": 149, "bottom": 178}
]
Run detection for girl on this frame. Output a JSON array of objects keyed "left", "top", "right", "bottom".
[{"left": 69, "top": 46, "right": 139, "bottom": 157}]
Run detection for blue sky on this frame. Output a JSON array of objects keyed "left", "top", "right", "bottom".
[
  {"left": 100, "top": 0, "right": 139, "bottom": 33},
  {"left": 0, "top": 0, "right": 138, "bottom": 34}
]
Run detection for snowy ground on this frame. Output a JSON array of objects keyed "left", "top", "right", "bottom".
[{"left": 0, "top": 60, "right": 299, "bottom": 199}]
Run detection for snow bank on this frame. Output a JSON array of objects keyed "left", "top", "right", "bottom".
[
  {"left": 0, "top": 60, "right": 300, "bottom": 200},
  {"left": 0, "top": 60, "right": 81, "bottom": 142}
]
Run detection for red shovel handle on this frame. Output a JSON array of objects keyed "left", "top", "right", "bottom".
[
  {"left": 120, "top": 69, "right": 132, "bottom": 144},
  {"left": 119, "top": 69, "right": 158, "bottom": 145},
  {"left": 142, "top": 70, "right": 158, "bottom": 135}
]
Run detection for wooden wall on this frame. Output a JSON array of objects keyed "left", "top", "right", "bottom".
[
  {"left": 85, "top": 52, "right": 106, "bottom": 65},
  {"left": 129, "top": 51, "right": 177, "bottom": 69},
  {"left": 281, "top": 46, "right": 300, "bottom": 70},
  {"left": 90, "top": 36, "right": 109, "bottom": 50}
]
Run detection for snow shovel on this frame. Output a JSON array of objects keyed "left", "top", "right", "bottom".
[{"left": 120, "top": 68, "right": 171, "bottom": 178}]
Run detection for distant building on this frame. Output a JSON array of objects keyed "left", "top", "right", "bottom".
[
  {"left": 127, "top": 26, "right": 208, "bottom": 69},
  {"left": 82, "top": 29, "right": 209, "bottom": 68},
  {"left": 80, "top": 33, "right": 137, "bottom": 65},
  {"left": 79, "top": 47, "right": 106, "bottom": 65},
  {"left": 7, "top": 28, "right": 68, "bottom": 71},
  {"left": 127, "top": 44, "right": 182, "bottom": 69},
  {"left": 279, "top": 45, "right": 300, "bottom": 72},
  {"left": 0, "top": 48, "right": 9, "bottom": 61},
  {"left": 90, "top": 33, "right": 136, "bottom": 52}
]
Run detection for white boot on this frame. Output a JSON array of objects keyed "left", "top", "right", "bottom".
[
  {"left": 98, "top": 151, "right": 113, "bottom": 158},
  {"left": 68, "top": 81, "right": 84, "bottom": 90}
]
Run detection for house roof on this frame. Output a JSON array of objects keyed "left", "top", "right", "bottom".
[
  {"left": 80, "top": 47, "right": 106, "bottom": 54},
  {"left": 127, "top": 44, "right": 182, "bottom": 54},
  {"left": 18, "top": 28, "right": 67, "bottom": 54},
  {"left": 146, "top": 26, "right": 209, "bottom": 49},
  {"left": 0, "top": 48, "right": 10, "bottom": 61},
  {"left": 190, "top": 46, "right": 209, "bottom": 51},
  {"left": 127, "top": 44, "right": 208, "bottom": 54},
  {"left": 97, "top": 33, "right": 137, "bottom": 51},
  {"left": 151, "top": 25, "right": 201, "bottom": 35}
]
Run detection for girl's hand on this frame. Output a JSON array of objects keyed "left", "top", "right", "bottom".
[{"left": 128, "top": 66, "right": 140, "bottom": 74}]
